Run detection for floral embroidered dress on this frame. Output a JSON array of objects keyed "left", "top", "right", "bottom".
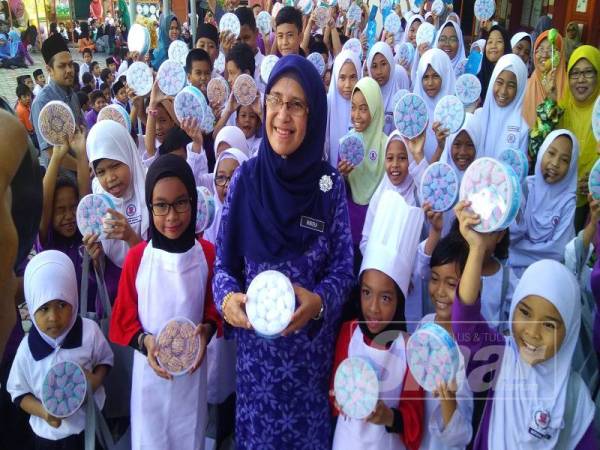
[{"left": 213, "top": 170, "right": 354, "bottom": 449}]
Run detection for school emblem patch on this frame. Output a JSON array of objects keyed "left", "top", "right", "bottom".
[
  {"left": 126, "top": 204, "right": 137, "bottom": 217},
  {"left": 534, "top": 409, "right": 550, "bottom": 430},
  {"left": 368, "top": 149, "right": 377, "bottom": 161}
]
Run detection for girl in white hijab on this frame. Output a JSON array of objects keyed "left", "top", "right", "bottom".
[
  {"left": 366, "top": 42, "right": 410, "bottom": 135},
  {"left": 509, "top": 129, "right": 579, "bottom": 276},
  {"left": 510, "top": 32, "right": 532, "bottom": 67},
  {"left": 360, "top": 130, "right": 428, "bottom": 254},
  {"left": 397, "top": 15, "right": 423, "bottom": 85},
  {"left": 86, "top": 120, "right": 149, "bottom": 268},
  {"left": 326, "top": 50, "right": 361, "bottom": 165},
  {"left": 7, "top": 250, "right": 113, "bottom": 444},
  {"left": 412, "top": 48, "right": 456, "bottom": 162},
  {"left": 473, "top": 53, "right": 529, "bottom": 159},
  {"left": 434, "top": 20, "right": 466, "bottom": 76},
  {"left": 213, "top": 125, "right": 251, "bottom": 158},
  {"left": 454, "top": 246, "right": 596, "bottom": 449}
]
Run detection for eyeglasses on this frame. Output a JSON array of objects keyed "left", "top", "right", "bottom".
[
  {"left": 265, "top": 94, "right": 308, "bottom": 117},
  {"left": 569, "top": 68, "right": 597, "bottom": 80},
  {"left": 150, "top": 198, "right": 191, "bottom": 216},
  {"left": 214, "top": 175, "right": 232, "bottom": 187},
  {"left": 438, "top": 36, "right": 459, "bottom": 45},
  {"left": 535, "top": 46, "right": 552, "bottom": 57}
]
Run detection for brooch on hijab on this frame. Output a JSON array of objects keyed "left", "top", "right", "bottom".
[{"left": 319, "top": 174, "right": 333, "bottom": 193}]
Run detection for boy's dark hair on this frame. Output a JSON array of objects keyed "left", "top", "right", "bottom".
[
  {"left": 225, "top": 43, "right": 255, "bottom": 76},
  {"left": 81, "top": 85, "right": 93, "bottom": 95},
  {"left": 275, "top": 6, "right": 302, "bottom": 33},
  {"left": 90, "top": 90, "right": 105, "bottom": 104},
  {"left": 55, "top": 175, "right": 80, "bottom": 200},
  {"left": 185, "top": 48, "right": 212, "bottom": 74},
  {"left": 430, "top": 233, "right": 469, "bottom": 273},
  {"left": 449, "top": 219, "right": 510, "bottom": 261},
  {"left": 33, "top": 68, "right": 44, "bottom": 79},
  {"left": 90, "top": 61, "right": 100, "bottom": 72},
  {"left": 77, "top": 91, "right": 89, "bottom": 108},
  {"left": 112, "top": 79, "right": 125, "bottom": 97},
  {"left": 105, "top": 56, "right": 115, "bottom": 66},
  {"left": 235, "top": 6, "right": 256, "bottom": 30},
  {"left": 100, "top": 68, "right": 112, "bottom": 82},
  {"left": 82, "top": 72, "right": 94, "bottom": 85},
  {"left": 83, "top": 47, "right": 93, "bottom": 57},
  {"left": 16, "top": 83, "right": 32, "bottom": 98},
  {"left": 309, "top": 40, "right": 328, "bottom": 56},
  {"left": 158, "top": 126, "right": 192, "bottom": 155},
  {"left": 16, "top": 75, "right": 31, "bottom": 85}
]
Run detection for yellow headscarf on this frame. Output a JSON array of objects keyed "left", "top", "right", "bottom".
[
  {"left": 348, "top": 77, "right": 388, "bottom": 205},
  {"left": 559, "top": 45, "right": 600, "bottom": 206}
]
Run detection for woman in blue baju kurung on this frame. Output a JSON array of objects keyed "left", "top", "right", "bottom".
[{"left": 212, "top": 55, "right": 355, "bottom": 449}]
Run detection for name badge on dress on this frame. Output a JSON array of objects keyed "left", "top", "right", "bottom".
[{"left": 300, "top": 216, "right": 325, "bottom": 233}]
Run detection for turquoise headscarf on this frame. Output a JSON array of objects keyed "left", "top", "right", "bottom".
[{"left": 151, "top": 14, "right": 180, "bottom": 70}]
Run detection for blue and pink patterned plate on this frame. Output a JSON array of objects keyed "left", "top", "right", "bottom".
[
  {"left": 76, "top": 193, "right": 115, "bottom": 238},
  {"left": 334, "top": 357, "right": 379, "bottom": 419},
  {"left": 41, "top": 361, "right": 87, "bottom": 418},
  {"left": 339, "top": 131, "right": 365, "bottom": 166},
  {"left": 420, "top": 162, "right": 459, "bottom": 212},
  {"left": 393, "top": 93, "right": 429, "bottom": 139},
  {"left": 434, "top": 95, "right": 466, "bottom": 134}
]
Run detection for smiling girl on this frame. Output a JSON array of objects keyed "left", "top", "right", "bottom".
[
  {"left": 477, "top": 26, "right": 511, "bottom": 100},
  {"left": 434, "top": 20, "right": 466, "bottom": 76}
]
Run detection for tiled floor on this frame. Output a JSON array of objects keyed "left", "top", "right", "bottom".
[{"left": 0, "top": 47, "right": 106, "bottom": 106}]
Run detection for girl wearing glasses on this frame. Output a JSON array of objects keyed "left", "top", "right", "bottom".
[
  {"left": 434, "top": 20, "right": 466, "bottom": 76},
  {"left": 213, "top": 55, "right": 354, "bottom": 449},
  {"left": 559, "top": 45, "right": 600, "bottom": 230},
  {"left": 109, "top": 154, "right": 221, "bottom": 450}
]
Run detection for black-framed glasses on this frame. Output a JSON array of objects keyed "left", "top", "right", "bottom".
[
  {"left": 214, "top": 175, "right": 232, "bottom": 187},
  {"left": 569, "top": 68, "right": 597, "bottom": 80},
  {"left": 265, "top": 94, "right": 308, "bottom": 117},
  {"left": 150, "top": 198, "right": 192, "bottom": 216}
]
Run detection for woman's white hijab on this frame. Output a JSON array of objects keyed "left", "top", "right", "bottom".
[
  {"left": 25, "top": 250, "right": 79, "bottom": 349},
  {"left": 489, "top": 259, "right": 595, "bottom": 449},
  {"left": 412, "top": 48, "right": 456, "bottom": 162},
  {"left": 473, "top": 53, "right": 529, "bottom": 159},
  {"left": 326, "top": 50, "right": 361, "bottom": 165},
  {"left": 86, "top": 120, "right": 149, "bottom": 267}
]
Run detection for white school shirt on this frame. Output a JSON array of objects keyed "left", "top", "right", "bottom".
[
  {"left": 254, "top": 50, "right": 266, "bottom": 93},
  {"left": 7, "top": 318, "right": 113, "bottom": 441},
  {"left": 246, "top": 135, "right": 261, "bottom": 157},
  {"left": 418, "top": 314, "right": 473, "bottom": 450},
  {"left": 33, "top": 84, "right": 43, "bottom": 96}
]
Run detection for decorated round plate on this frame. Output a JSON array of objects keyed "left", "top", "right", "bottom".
[
  {"left": 174, "top": 85, "right": 207, "bottom": 124},
  {"left": 459, "top": 157, "right": 521, "bottom": 232},
  {"left": 156, "top": 317, "right": 201, "bottom": 376},
  {"left": 314, "top": 6, "right": 328, "bottom": 28},
  {"left": 157, "top": 59, "right": 187, "bottom": 96},
  {"left": 455, "top": 58, "right": 468, "bottom": 77},
  {"left": 200, "top": 107, "right": 216, "bottom": 134},
  {"left": 307, "top": 52, "right": 326, "bottom": 76},
  {"left": 38, "top": 100, "right": 76, "bottom": 146},
  {"left": 246, "top": 270, "right": 295, "bottom": 337},
  {"left": 474, "top": 0, "right": 495, "bottom": 20},
  {"left": 392, "top": 89, "right": 409, "bottom": 112},
  {"left": 76, "top": 193, "right": 115, "bottom": 238},
  {"left": 97, "top": 104, "right": 131, "bottom": 132},
  {"left": 297, "top": 0, "right": 314, "bottom": 15},
  {"left": 214, "top": 51, "right": 226, "bottom": 75},
  {"left": 393, "top": 93, "right": 429, "bottom": 139},
  {"left": 220, "top": 12, "right": 241, "bottom": 38},
  {"left": 261, "top": 55, "right": 279, "bottom": 84},
  {"left": 347, "top": 3, "right": 362, "bottom": 22},
  {"left": 168, "top": 40, "right": 189, "bottom": 66},
  {"left": 397, "top": 42, "right": 415, "bottom": 64},
  {"left": 384, "top": 12, "right": 401, "bottom": 34},
  {"left": 342, "top": 37, "right": 363, "bottom": 60},
  {"left": 41, "top": 361, "right": 87, "bottom": 418},
  {"left": 196, "top": 187, "right": 216, "bottom": 234},
  {"left": 126, "top": 61, "right": 153, "bottom": 96},
  {"left": 339, "top": 132, "right": 365, "bottom": 166},
  {"left": 592, "top": 95, "right": 600, "bottom": 142},
  {"left": 207, "top": 77, "right": 230, "bottom": 106},
  {"left": 334, "top": 357, "right": 379, "bottom": 419},
  {"left": 499, "top": 148, "right": 528, "bottom": 183},
  {"left": 434, "top": 95, "right": 466, "bottom": 134},
  {"left": 128, "top": 23, "right": 150, "bottom": 54},
  {"left": 588, "top": 158, "right": 600, "bottom": 200},
  {"left": 455, "top": 73, "right": 481, "bottom": 105},
  {"left": 431, "top": 0, "right": 445, "bottom": 15},
  {"left": 420, "top": 162, "right": 459, "bottom": 212},
  {"left": 416, "top": 22, "right": 436, "bottom": 48},
  {"left": 233, "top": 74, "right": 258, "bottom": 107},
  {"left": 407, "top": 322, "right": 460, "bottom": 392},
  {"left": 256, "top": 11, "right": 272, "bottom": 35}
]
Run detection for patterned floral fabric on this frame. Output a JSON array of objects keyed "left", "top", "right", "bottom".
[{"left": 213, "top": 170, "right": 354, "bottom": 450}]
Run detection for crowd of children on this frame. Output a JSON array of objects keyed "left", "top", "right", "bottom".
[{"left": 1, "top": 1, "right": 600, "bottom": 449}]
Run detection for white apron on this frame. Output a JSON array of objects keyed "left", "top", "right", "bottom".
[
  {"left": 332, "top": 326, "right": 408, "bottom": 450},
  {"left": 131, "top": 241, "right": 208, "bottom": 450}
]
